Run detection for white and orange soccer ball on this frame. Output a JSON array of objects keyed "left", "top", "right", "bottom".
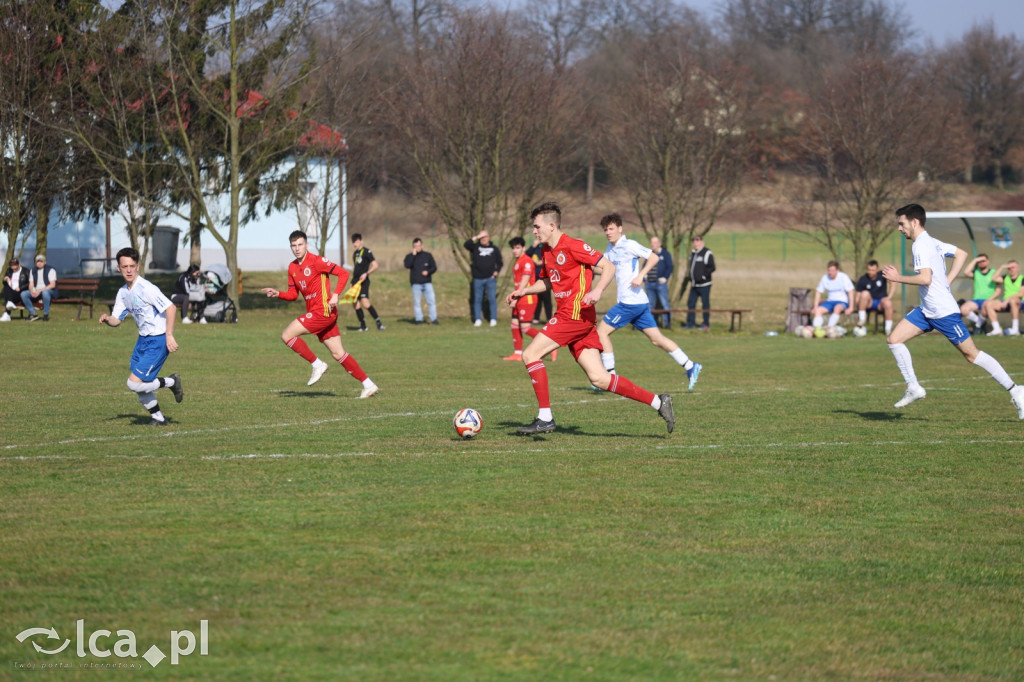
[{"left": 453, "top": 408, "right": 483, "bottom": 439}]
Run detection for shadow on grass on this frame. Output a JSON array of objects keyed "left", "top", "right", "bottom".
[
  {"left": 834, "top": 409, "right": 905, "bottom": 422},
  {"left": 109, "top": 413, "right": 172, "bottom": 426},
  {"left": 275, "top": 390, "right": 336, "bottom": 398}
]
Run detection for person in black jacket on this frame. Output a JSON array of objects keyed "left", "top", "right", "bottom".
[
  {"left": 404, "top": 238, "right": 438, "bottom": 325},
  {"left": 2, "top": 257, "right": 30, "bottom": 321},
  {"left": 684, "top": 235, "right": 716, "bottom": 330},
  {"left": 464, "top": 230, "right": 503, "bottom": 326}
]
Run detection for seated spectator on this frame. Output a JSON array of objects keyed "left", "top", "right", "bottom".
[
  {"left": 171, "top": 265, "right": 205, "bottom": 324},
  {"left": 982, "top": 260, "right": 1022, "bottom": 336},
  {"left": 21, "top": 254, "right": 59, "bottom": 322},
  {"left": 854, "top": 260, "right": 894, "bottom": 334},
  {"left": 811, "top": 260, "right": 854, "bottom": 329},
  {"left": 1, "top": 257, "right": 29, "bottom": 322}
]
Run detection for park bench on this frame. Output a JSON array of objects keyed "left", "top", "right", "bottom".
[
  {"left": 650, "top": 308, "right": 753, "bottom": 332},
  {"left": 9, "top": 278, "right": 100, "bottom": 320}
]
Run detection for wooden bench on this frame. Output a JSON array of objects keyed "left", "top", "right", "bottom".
[
  {"left": 790, "top": 308, "right": 885, "bottom": 333},
  {"left": 10, "top": 278, "right": 100, "bottom": 320},
  {"left": 651, "top": 308, "right": 753, "bottom": 332}
]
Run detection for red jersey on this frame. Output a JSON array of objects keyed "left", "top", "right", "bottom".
[
  {"left": 279, "top": 253, "right": 350, "bottom": 318},
  {"left": 513, "top": 253, "right": 536, "bottom": 305},
  {"left": 538, "top": 233, "right": 603, "bottom": 320}
]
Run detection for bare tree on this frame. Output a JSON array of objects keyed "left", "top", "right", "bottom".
[
  {"left": 600, "top": 18, "right": 752, "bottom": 297},
  {"left": 937, "top": 24, "right": 1024, "bottom": 188},
  {"left": 388, "top": 9, "right": 574, "bottom": 281},
  {"left": 794, "top": 51, "right": 964, "bottom": 273}
]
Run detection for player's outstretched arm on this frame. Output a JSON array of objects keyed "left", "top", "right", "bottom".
[
  {"left": 261, "top": 287, "right": 280, "bottom": 298},
  {"left": 99, "top": 313, "right": 121, "bottom": 327}
]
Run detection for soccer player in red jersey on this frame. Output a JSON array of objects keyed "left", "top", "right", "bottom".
[
  {"left": 505, "top": 203, "right": 675, "bottom": 435},
  {"left": 262, "top": 230, "right": 379, "bottom": 398},
  {"left": 503, "top": 237, "right": 557, "bottom": 363}
]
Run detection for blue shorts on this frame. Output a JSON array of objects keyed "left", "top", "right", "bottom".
[
  {"left": 867, "top": 298, "right": 883, "bottom": 311},
  {"left": 602, "top": 302, "right": 658, "bottom": 331},
  {"left": 130, "top": 335, "right": 169, "bottom": 381},
  {"left": 905, "top": 308, "right": 970, "bottom": 345},
  {"left": 970, "top": 298, "right": 987, "bottom": 309},
  {"left": 819, "top": 300, "right": 848, "bottom": 313}
]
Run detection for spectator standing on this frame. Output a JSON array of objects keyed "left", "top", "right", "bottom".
[
  {"left": 684, "top": 235, "right": 715, "bottom": 330},
  {"left": 22, "top": 254, "right": 59, "bottom": 322},
  {"left": 645, "top": 236, "right": 673, "bottom": 328},
  {"left": 1, "top": 257, "right": 29, "bottom": 322},
  {"left": 404, "top": 238, "right": 438, "bottom": 325},
  {"left": 526, "top": 237, "right": 552, "bottom": 323},
  {"left": 464, "top": 230, "right": 503, "bottom": 327},
  {"left": 351, "top": 233, "right": 385, "bottom": 332}
]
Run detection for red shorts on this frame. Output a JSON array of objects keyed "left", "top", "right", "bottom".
[
  {"left": 513, "top": 296, "right": 538, "bottom": 323},
  {"left": 298, "top": 312, "right": 340, "bottom": 342},
  {"left": 541, "top": 309, "right": 601, "bottom": 359}
]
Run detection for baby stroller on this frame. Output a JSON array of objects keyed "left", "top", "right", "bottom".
[{"left": 200, "top": 264, "right": 238, "bottom": 323}]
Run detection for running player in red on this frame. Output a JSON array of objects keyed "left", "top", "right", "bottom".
[
  {"left": 506, "top": 202, "right": 674, "bottom": 435},
  {"left": 262, "top": 230, "right": 379, "bottom": 398},
  {"left": 503, "top": 237, "right": 556, "bottom": 363}
]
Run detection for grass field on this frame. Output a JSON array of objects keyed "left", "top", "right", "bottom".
[{"left": 3, "top": 275, "right": 1024, "bottom": 680}]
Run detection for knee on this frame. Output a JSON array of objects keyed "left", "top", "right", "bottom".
[
  {"left": 127, "top": 379, "right": 143, "bottom": 392},
  {"left": 590, "top": 372, "right": 611, "bottom": 390}
]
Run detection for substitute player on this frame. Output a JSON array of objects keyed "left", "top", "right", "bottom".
[
  {"left": 99, "top": 247, "right": 184, "bottom": 426},
  {"left": 596, "top": 214, "right": 701, "bottom": 391},
  {"left": 506, "top": 202, "right": 675, "bottom": 435},
  {"left": 882, "top": 204, "right": 1023, "bottom": 417},
  {"left": 503, "top": 237, "right": 556, "bottom": 363},
  {"left": 262, "top": 230, "right": 379, "bottom": 399}
]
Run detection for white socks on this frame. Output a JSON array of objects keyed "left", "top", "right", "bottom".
[
  {"left": 888, "top": 343, "right": 918, "bottom": 386},
  {"left": 813, "top": 315, "right": 824, "bottom": 328},
  {"left": 601, "top": 352, "right": 615, "bottom": 372},
  {"left": 858, "top": 310, "right": 867, "bottom": 324},
  {"left": 973, "top": 351, "right": 1014, "bottom": 390},
  {"left": 827, "top": 312, "right": 841, "bottom": 327},
  {"left": 668, "top": 348, "right": 690, "bottom": 367},
  {"left": 538, "top": 408, "right": 553, "bottom": 422}
]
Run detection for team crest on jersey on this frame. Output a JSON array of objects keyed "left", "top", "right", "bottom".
[
  {"left": 548, "top": 317, "right": 558, "bottom": 325},
  {"left": 305, "top": 312, "right": 313, "bottom": 318},
  {"left": 556, "top": 253, "right": 566, "bottom": 265},
  {"left": 303, "top": 267, "right": 312, "bottom": 277}
]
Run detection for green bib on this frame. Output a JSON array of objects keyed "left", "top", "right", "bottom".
[
  {"left": 1002, "top": 273, "right": 1022, "bottom": 301},
  {"left": 973, "top": 268, "right": 996, "bottom": 299}
]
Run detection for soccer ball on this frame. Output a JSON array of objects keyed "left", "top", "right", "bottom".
[
  {"left": 797, "top": 325, "right": 815, "bottom": 338},
  {"left": 825, "top": 325, "right": 843, "bottom": 339},
  {"left": 453, "top": 408, "right": 483, "bottom": 439},
  {"left": 852, "top": 325, "right": 868, "bottom": 337},
  {"left": 813, "top": 326, "right": 826, "bottom": 338}
]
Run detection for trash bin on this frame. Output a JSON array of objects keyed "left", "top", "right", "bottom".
[{"left": 150, "top": 225, "right": 181, "bottom": 270}]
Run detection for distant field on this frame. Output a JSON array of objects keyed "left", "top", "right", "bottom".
[{"left": 2, "top": 304, "right": 1023, "bottom": 679}]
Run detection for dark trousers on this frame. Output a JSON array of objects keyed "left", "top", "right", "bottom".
[{"left": 686, "top": 285, "right": 711, "bottom": 327}]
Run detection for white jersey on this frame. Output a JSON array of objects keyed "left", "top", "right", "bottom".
[
  {"left": 604, "top": 236, "right": 652, "bottom": 305},
  {"left": 112, "top": 276, "right": 173, "bottom": 337},
  {"left": 912, "top": 230, "right": 960, "bottom": 319},
  {"left": 816, "top": 272, "right": 854, "bottom": 302}
]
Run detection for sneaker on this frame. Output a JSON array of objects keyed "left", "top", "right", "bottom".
[
  {"left": 1011, "top": 386, "right": 1024, "bottom": 420},
  {"left": 894, "top": 384, "right": 926, "bottom": 408},
  {"left": 489, "top": 319, "right": 497, "bottom": 327},
  {"left": 199, "top": 317, "right": 207, "bottom": 324},
  {"left": 358, "top": 382, "right": 379, "bottom": 399},
  {"left": 148, "top": 418, "right": 168, "bottom": 427},
  {"left": 502, "top": 352, "right": 523, "bottom": 361},
  {"left": 357, "top": 326, "right": 368, "bottom": 332},
  {"left": 431, "top": 320, "right": 439, "bottom": 325},
  {"left": 1005, "top": 328, "right": 1020, "bottom": 336},
  {"left": 168, "top": 373, "right": 184, "bottom": 403},
  {"left": 657, "top": 394, "right": 675, "bottom": 434},
  {"left": 686, "top": 362, "right": 702, "bottom": 392},
  {"left": 700, "top": 324, "right": 709, "bottom": 331},
  {"left": 182, "top": 317, "right": 193, "bottom": 325},
  {"left": 0, "top": 312, "right": 9, "bottom": 322},
  {"left": 27, "top": 314, "right": 39, "bottom": 322},
  {"left": 42, "top": 314, "right": 48, "bottom": 322},
  {"left": 308, "top": 360, "right": 329, "bottom": 386},
  {"left": 516, "top": 418, "right": 556, "bottom": 435},
  {"left": 4, "top": 301, "right": 14, "bottom": 311},
  {"left": 376, "top": 321, "right": 386, "bottom": 331},
  {"left": 473, "top": 319, "right": 482, "bottom": 327},
  {"left": 987, "top": 328, "right": 1003, "bottom": 336}
]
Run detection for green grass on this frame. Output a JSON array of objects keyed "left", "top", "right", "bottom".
[{"left": 2, "top": 302, "right": 1024, "bottom": 680}]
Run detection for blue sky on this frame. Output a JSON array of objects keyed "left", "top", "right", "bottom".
[{"left": 685, "top": 0, "right": 1023, "bottom": 45}]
